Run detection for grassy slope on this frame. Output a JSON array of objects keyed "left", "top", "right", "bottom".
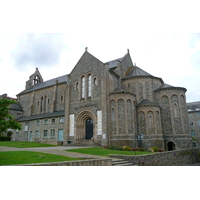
[
  {"left": 0, "top": 151, "right": 79, "bottom": 165},
  {"left": 66, "top": 147, "right": 153, "bottom": 157},
  {"left": 0, "top": 141, "right": 59, "bottom": 148}
]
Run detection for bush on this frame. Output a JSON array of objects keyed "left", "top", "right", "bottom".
[
  {"left": 138, "top": 147, "right": 144, "bottom": 151},
  {"left": 150, "top": 147, "right": 159, "bottom": 152},
  {"left": 123, "top": 146, "right": 131, "bottom": 151},
  {"left": 158, "top": 148, "right": 164, "bottom": 152},
  {"left": 0, "top": 136, "right": 11, "bottom": 141},
  {"left": 131, "top": 147, "right": 139, "bottom": 151},
  {"left": 107, "top": 145, "right": 123, "bottom": 150}
]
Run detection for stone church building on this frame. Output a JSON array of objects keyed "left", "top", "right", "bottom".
[{"left": 13, "top": 49, "right": 192, "bottom": 150}]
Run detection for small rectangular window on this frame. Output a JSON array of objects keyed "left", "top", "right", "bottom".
[
  {"left": 59, "top": 117, "right": 64, "bottom": 123},
  {"left": 35, "top": 130, "right": 40, "bottom": 138},
  {"left": 44, "top": 119, "right": 49, "bottom": 124},
  {"left": 52, "top": 119, "right": 56, "bottom": 124},
  {"left": 43, "top": 130, "right": 48, "bottom": 137},
  {"left": 36, "top": 120, "right": 40, "bottom": 125},
  {"left": 50, "top": 129, "right": 55, "bottom": 137},
  {"left": 190, "top": 121, "right": 193, "bottom": 125}
]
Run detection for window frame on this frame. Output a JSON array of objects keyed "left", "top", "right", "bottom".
[{"left": 43, "top": 130, "right": 48, "bottom": 138}]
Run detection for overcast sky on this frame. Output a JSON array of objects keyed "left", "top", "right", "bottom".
[{"left": 0, "top": 1, "right": 200, "bottom": 103}]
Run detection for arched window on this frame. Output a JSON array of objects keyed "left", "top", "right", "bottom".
[
  {"left": 81, "top": 77, "right": 85, "bottom": 99},
  {"left": 88, "top": 75, "right": 92, "bottom": 97},
  {"left": 94, "top": 77, "right": 98, "bottom": 85}
]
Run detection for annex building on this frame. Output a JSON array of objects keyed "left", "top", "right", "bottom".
[{"left": 12, "top": 49, "right": 192, "bottom": 150}]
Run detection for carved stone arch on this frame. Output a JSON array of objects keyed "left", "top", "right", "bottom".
[
  {"left": 76, "top": 110, "right": 96, "bottom": 140},
  {"left": 166, "top": 140, "right": 176, "bottom": 151}
]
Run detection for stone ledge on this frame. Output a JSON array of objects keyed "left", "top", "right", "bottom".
[{"left": 10, "top": 158, "right": 112, "bottom": 166}]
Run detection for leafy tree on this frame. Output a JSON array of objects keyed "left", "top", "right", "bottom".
[{"left": 0, "top": 98, "right": 22, "bottom": 134}]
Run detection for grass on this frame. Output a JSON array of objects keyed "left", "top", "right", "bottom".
[
  {"left": 66, "top": 147, "right": 153, "bottom": 157},
  {"left": 0, "top": 151, "right": 79, "bottom": 166},
  {"left": 0, "top": 141, "right": 59, "bottom": 148}
]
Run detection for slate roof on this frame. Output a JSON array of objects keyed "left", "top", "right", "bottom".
[
  {"left": 187, "top": 101, "right": 200, "bottom": 112},
  {"left": 126, "top": 66, "right": 153, "bottom": 77},
  {"left": 106, "top": 57, "right": 123, "bottom": 68},
  {"left": 137, "top": 99, "right": 160, "bottom": 107},
  {"left": 17, "top": 110, "right": 65, "bottom": 122},
  {"left": 109, "top": 87, "right": 136, "bottom": 96},
  {"left": 154, "top": 83, "right": 186, "bottom": 92},
  {"left": 10, "top": 103, "right": 23, "bottom": 111},
  {"left": 18, "top": 75, "right": 68, "bottom": 95}
]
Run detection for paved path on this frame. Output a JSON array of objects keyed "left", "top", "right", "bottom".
[{"left": 0, "top": 146, "right": 109, "bottom": 159}]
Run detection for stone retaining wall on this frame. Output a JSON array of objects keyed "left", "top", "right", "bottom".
[
  {"left": 14, "top": 158, "right": 112, "bottom": 166},
  {"left": 109, "top": 148, "right": 200, "bottom": 166}
]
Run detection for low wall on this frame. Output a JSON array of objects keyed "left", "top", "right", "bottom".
[
  {"left": 14, "top": 158, "right": 112, "bottom": 166},
  {"left": 109, "top": 148, "right": 200, "bottom": 166}
]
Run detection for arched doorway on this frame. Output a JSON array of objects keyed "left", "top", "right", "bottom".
[
  {"left": 85, "top": 118, "right": 93, "bottom": 140},
  {"left": 167, "top": 141, "right": 175, "bottom": 151}
]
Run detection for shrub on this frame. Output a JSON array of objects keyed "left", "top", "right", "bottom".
[
  {"left": 107, "top": 145, "right": 123, "bottom": 150},
  {"left": 138, "top": 147, "right": 144, "bottom": 151},
  {"left": 150, "top": 147, "right": 158, "bottom": 152},
  {"left": 131, "top": 147, "right": 139, "bottom": 151},
  {"left": 158, "top": 148, "right": 164, "bottom": 152},
  {"left": 0, "top": 136, "right": 11, "bottom": 141},
  {"left": 123, "top": 146, "right": 131, "bottom": 151}
]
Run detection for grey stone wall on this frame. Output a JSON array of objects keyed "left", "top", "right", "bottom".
[
  {"left": 109, "top": 148, "right": 200, "bottom": 166},
  {"left": 14, "top": 158, "right": 112, "bottom": 166}
]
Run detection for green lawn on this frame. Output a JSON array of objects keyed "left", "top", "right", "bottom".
[
  {"left": 0, "top": 151, "right": 79, "bottom": 165},
  {"left": 0, "top": 141, "right": 59, "bottom": 148},
  {"left": 66, "top": 147, "right": 153, "bottom": 157}
]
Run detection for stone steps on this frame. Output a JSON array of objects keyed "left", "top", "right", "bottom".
[
  {"left": 64, "top": 140, "right": 101, "bottom": 147},
  {"left": 112, "top": 159, "right": 137, "bottom": 166}
]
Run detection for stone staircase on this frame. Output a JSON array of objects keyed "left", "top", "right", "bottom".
[
  {"left": 112, "top": 158, "right": 137, "bottom": 166},
  {"left": 65, "top": 140, "right": 101, "bottom": 147}
]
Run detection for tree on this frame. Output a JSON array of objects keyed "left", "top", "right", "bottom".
[{"left": 0, "top": 98, "right": 22, "bottom": 134}]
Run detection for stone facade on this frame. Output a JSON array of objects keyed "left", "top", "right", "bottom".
[
  {"left": 13, "top": 49, "right": 192, "bottom": 150},
  {"left": 187, "top": 101, "right": 200, "bottom": 148}
]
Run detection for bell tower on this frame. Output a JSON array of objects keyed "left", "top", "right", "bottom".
[{"left": 25, "top": 68, "right": 43, "bottom": 90}]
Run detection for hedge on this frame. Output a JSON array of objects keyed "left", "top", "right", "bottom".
[{"left": 0, "top": 136, "right": 11, "bottom": 141}]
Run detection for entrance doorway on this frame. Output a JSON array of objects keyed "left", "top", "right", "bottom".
[
  {"left": 85, "top": 118, "right": 93, "bottom": 140},
  {"left": 29, "top": 131, "right": 33, "bottom": 141},
  {"left": 58, "top": 129, "right": 63, "bottom": 141},
  {"left": 167, "top": 141, "right": 175, "bottom": 151}
]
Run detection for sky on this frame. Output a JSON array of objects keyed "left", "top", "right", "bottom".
[{"left": 0, "top": 1, "right": 200, "bottom": 104}]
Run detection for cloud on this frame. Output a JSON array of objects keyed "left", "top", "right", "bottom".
[{"left": 10, "top": 33, "right": 67, "bottom": 70}]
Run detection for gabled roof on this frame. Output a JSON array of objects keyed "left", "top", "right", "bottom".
[
  {"left": 18, "top": 75, "right": 68, "bottom": 95},
  {"left": 17, "top": 110, "right": 65, "bottom": 122}
]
